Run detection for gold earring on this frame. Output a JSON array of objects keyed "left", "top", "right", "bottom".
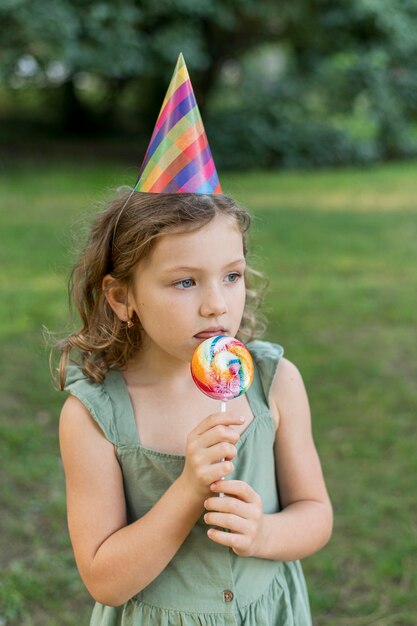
[{"left": 126, "top": 319, "right": 134, "bottom": 329}]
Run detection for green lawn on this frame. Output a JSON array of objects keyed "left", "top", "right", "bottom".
[{"left": 1, "top": 160, "right": 416, "bottom": 625}]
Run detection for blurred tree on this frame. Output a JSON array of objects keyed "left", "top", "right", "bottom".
[
  {"left": 0, "top": 0, "right": 282, "bottom": 133},
  {"left": 1, "top": 0, "right": 417, "bottom": 165},
  {"left": 209, "top": 0, "right": 417, "bottom": 167},
  {"left": 281, "top": 0, "right": 417, "bottom": 158}
]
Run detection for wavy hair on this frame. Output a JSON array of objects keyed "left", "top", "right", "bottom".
[{"left": 52, "top": 191, "right": 268, "bottom": 389}]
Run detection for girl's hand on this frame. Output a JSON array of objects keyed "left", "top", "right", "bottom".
[
  {"left": 180, "top": 413, "right": 245, "bottom": 501},
  {"left": 203, "top": 480, "right": 264, "bottom": 557}
]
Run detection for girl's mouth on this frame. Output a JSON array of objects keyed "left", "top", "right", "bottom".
[{"left": 194, "top": 328, "right": 226, "bottom": 339}]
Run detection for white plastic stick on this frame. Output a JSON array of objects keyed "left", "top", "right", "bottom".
[{"left": 219, "top": 401, "right": 227, "bottom": 497}]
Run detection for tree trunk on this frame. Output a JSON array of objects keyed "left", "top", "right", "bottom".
[{"left": 60, "top": 79, "right": 97, "bottom": 135}]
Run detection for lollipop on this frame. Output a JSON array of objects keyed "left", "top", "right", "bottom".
[
  {"left": 191, "top": 335, "right": 254, "bottom": 407},
  {"left": 191, "top": 336, "right": 254, "bottom": 497}
]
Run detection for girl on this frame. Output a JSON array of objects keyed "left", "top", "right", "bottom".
[{"left": 56, "top": 190, "right": 333, "bottom": 626}]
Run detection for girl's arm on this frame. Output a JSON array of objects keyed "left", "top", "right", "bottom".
[
  {"left": 60, "top": 395, "right": 243, "bottom": 606},
  {"left": 254, "top": 356, "right": 333, "bottom": 560},
  {"left": 203, "top": 357, "right": 333, "bottom": 560}
]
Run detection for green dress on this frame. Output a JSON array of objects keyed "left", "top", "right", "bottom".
[{"left": 64, "top": 340, "right": 312, "bottom": 625}]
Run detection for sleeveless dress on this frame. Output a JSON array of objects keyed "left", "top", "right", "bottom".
[{"left": 64, "top": 340, "right": 312, "bottom": 626}]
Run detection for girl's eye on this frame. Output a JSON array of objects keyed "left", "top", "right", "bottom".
[
  {"left": 225, "top": 272, "right": 242, "bottom": 283},
  {"left": 174, "top": 278, "right": 195, "bottom": 289}
]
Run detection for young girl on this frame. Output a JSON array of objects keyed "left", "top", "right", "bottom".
[{"left": 56, "top": 189, "right": 333, "bottom": 626}]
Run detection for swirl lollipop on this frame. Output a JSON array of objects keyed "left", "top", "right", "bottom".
[
  {"left": 191, "top": 335, "right": 254, "bottom": 406},
  {"left": 191, "top": 335, "right": 254, "bottom": 496}
]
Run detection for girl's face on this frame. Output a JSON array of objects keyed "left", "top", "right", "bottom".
[{"left": 130, "top": 213, "right": 246, "bottom": 364}]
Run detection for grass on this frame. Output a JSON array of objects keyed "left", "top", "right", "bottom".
[{"left": 1, "top": 159, "right": 416, "bottom": 625}]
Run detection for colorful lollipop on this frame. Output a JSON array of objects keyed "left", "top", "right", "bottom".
[
  {"left": 191, "top": 335, "right": 254, "bottom": 407},
  {"left": 191, "top": 336, "right": 254, "bottom": 497}
]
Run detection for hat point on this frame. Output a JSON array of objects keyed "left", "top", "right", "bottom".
[{"left": 135, "top": 55, "right": 221, "bottom": 194}]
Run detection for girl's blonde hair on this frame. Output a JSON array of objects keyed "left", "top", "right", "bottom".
[{"left": 53, "top": 191, "right": 268, "bottom": 389}]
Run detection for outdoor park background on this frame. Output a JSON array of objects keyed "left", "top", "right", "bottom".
[{"left": 1, "top": 2, "right": 416, "bottom": 625}]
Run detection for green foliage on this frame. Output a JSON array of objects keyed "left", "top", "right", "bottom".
[
  {"left": 0, "top": 0, "right": 278, "bottom": 80},
  {"left": 1, "top": 1, "right": 417, "bottom": 166},
  {"left": 208, "top": 72, "right": 379, "bottom": 169},
  {"left": 208, "top": 0, "right": 417, "bottom": 168},
  {"left": 0, "top": 0, "right": 143, "bottom": 79},
  {"left": 0, "top": 0, "right": 280, "bottom": 133}
]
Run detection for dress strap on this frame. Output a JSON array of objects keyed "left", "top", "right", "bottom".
[
  {"left": 246, "top": 340, "right": 284, "bottom": 414},
  {"left": 64, "top": 365, "right": 119, "bottom": 445},
  {"left": 103, "top": 370, "right": 139, "bottom": 445}
]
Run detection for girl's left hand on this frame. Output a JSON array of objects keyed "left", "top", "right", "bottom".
[{"left": 203, "top": 480, "right": 264, "bottom": 557}]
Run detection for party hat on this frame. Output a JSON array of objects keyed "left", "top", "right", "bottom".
[{"left": 135, "top": 53, "right": 222, "bottom": 194}]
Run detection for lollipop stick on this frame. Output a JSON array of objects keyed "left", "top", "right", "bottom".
[
  {"left": 219, "top": 401, "right": 227, "bottom": 497},
  {"left": 191, "top": 336, "right": 254, "bottom": 533}
]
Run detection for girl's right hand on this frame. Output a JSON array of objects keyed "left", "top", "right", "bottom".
[{"left": 180, "top": 412, "right": 245, "bottom": 500}]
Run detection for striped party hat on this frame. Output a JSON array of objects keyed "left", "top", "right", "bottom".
[{"left": 134, "top": 53, "right": 222, "bottom": 194}]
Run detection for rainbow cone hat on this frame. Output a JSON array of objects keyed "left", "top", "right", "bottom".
[{"left": 134, "top": 53, "right": 222, "bottom": 194}]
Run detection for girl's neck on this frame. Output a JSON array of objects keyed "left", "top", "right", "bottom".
[{"left": 124, "top": 341, "right": 191, "bottom": 389}]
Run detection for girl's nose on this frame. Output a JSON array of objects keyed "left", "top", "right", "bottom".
[{"left": 199, "top": 285, "right": 227, "bottom": 318}]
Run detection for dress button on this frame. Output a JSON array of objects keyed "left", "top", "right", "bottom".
[{"left": 223, "top": 590, "right": 234, "bottom": 602}]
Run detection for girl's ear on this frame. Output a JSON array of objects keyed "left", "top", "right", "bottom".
[{"left": 102, "top": 274, "right": 132, "bottom": 322}]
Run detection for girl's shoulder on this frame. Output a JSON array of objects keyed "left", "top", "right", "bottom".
[
  {"left": 265, "top": 348, "right": 311, "bottom": 435},
  {"left": 63, "top": 364, "right": 119, "bottom": 445}
]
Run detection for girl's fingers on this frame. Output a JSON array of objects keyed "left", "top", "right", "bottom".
[
  {"left": 204, "top": 495, "right": 249, "bottom": 519},
  {"left": 209, "top": 480, "right": 259, "bottom": 503},
  {"left": 204, "top": 486, "right": 265, "bottom": 556},
  {"left": 194, "top": 412, "right": 245, "bottom": 438},
  {"left": 204, "top": 511, "right": 249, "bottom": 534},
  {"left": 205, "top": 460, "right": 235, "bottom": 484},
  {"left": 199, "top": 425, "right": 240, "bottom": 449},
  {"left": 207, "top": 527, "right": 246, "bottom": 552},
  {"left": 183, "top": 415, "right": 247, "bottom": 497},
  {"left": 204, "top": 441, "right": 237, "bottom": 463}
]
